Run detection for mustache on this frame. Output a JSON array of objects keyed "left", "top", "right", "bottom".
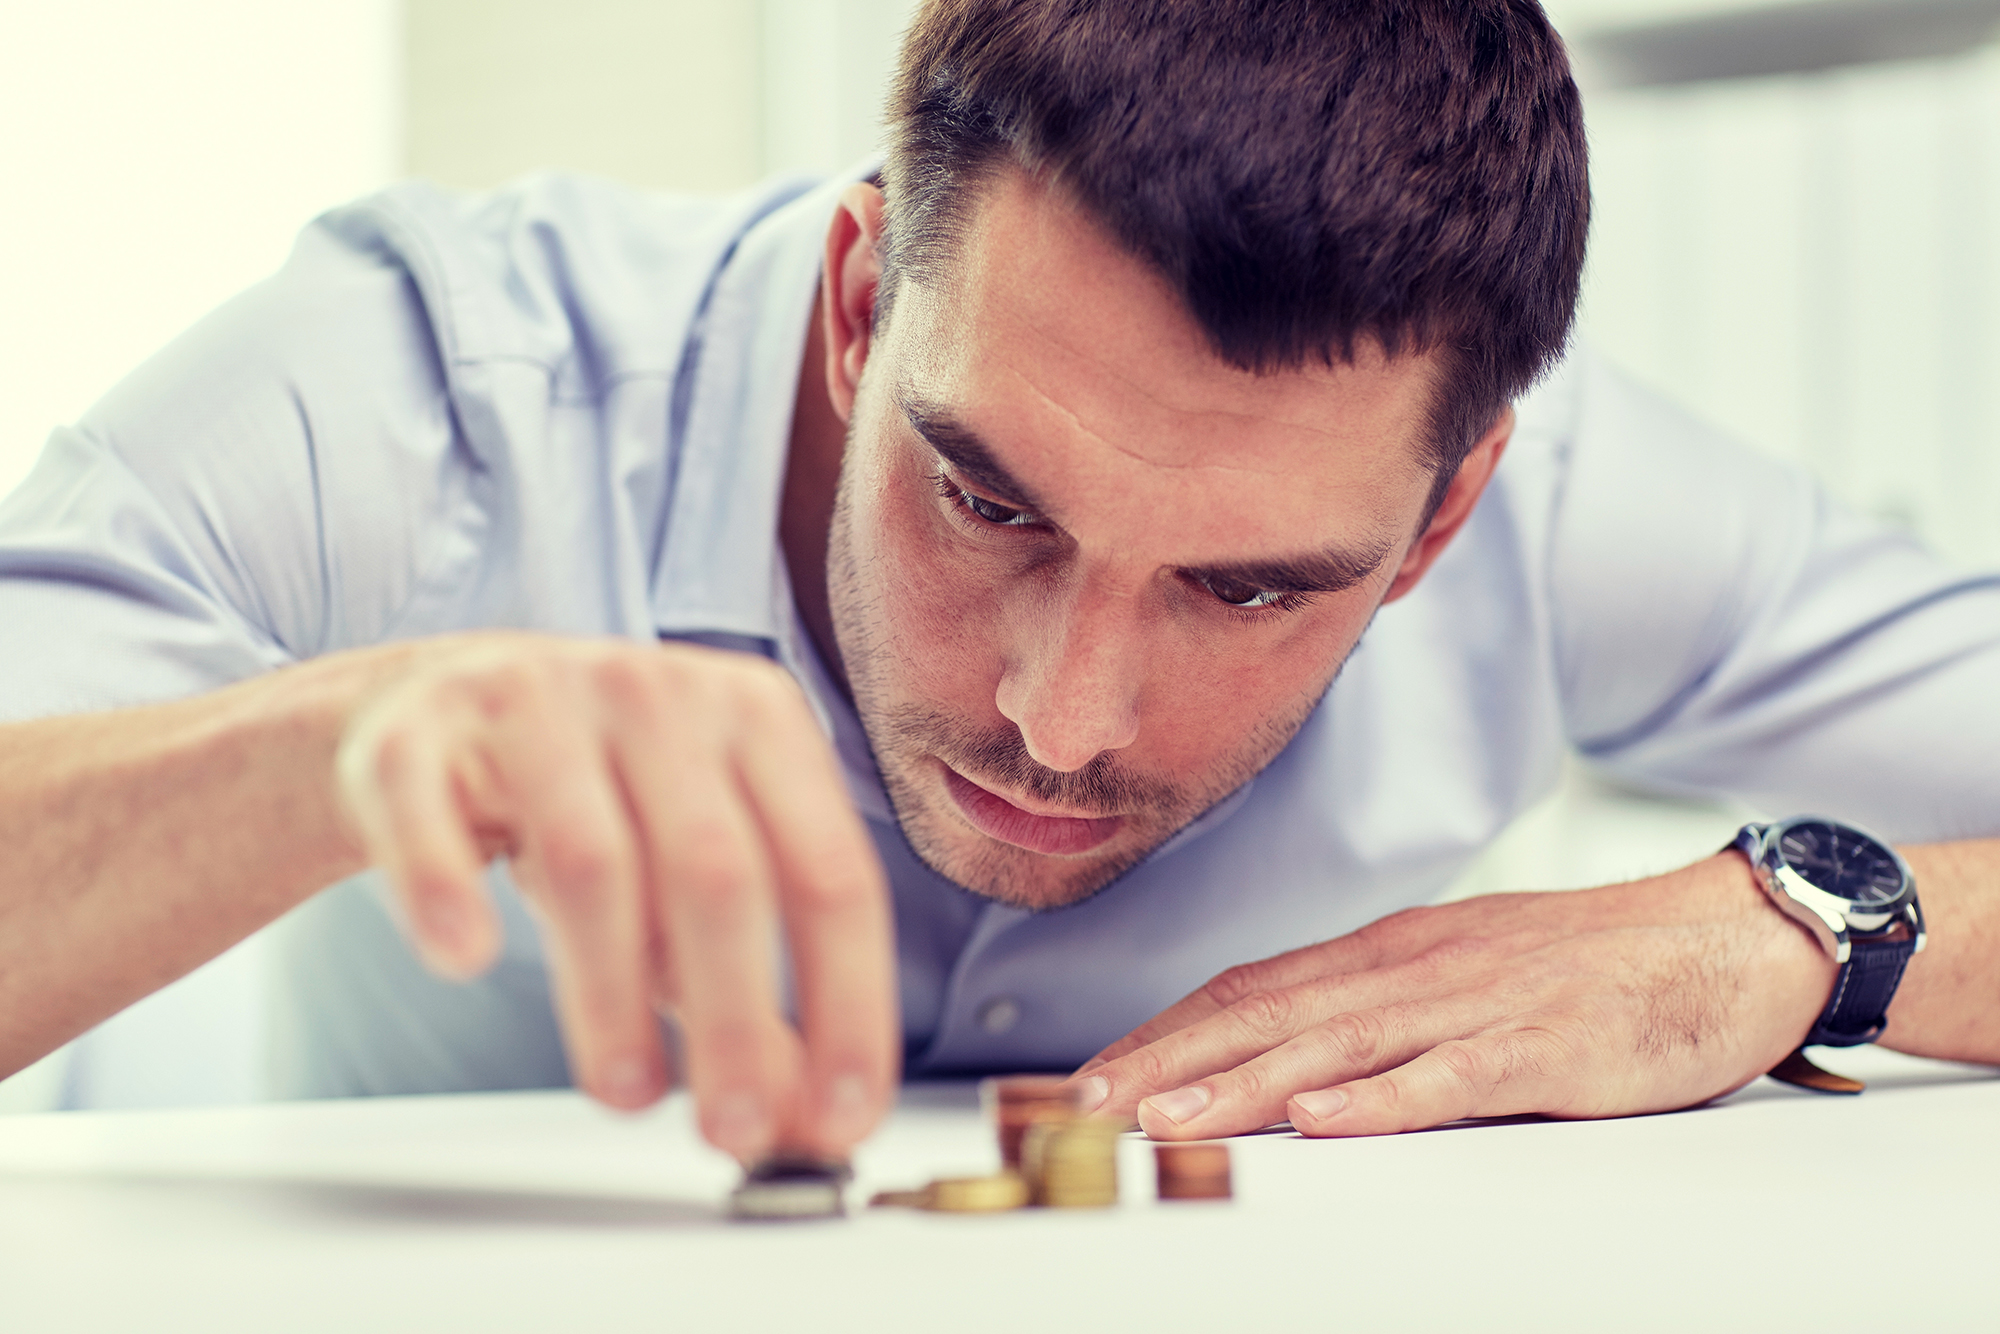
[{"left": 884, "top": 705, "right": 1185, "bottom": 816}]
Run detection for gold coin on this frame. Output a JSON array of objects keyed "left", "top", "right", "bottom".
[
  {"left": 1024, "top": 1118, "right": 1120, "bottom": 1208},
  {"left": 926, "top": 1173, "right": 1031, "bottom": 1212}
]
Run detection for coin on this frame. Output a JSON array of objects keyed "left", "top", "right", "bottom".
[
  {"left": 1023, "top": 1117, "right": 1120, "bottom": 1208},
  {"left": 981, "top": 1074, "right": 1081, "bottom": 1170},
  {"left": 728, "top": 1153, "right": 852, "bottom": 1221},
  {"left": 1154, "top": 1141, "right": 1232, "bottom": 1200},
  {"left": 926, "top": 1173, "right": 1031, "bottom": 1212}
]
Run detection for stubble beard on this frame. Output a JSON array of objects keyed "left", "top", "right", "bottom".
[{"left": 823, "top": 449, "right": 1346, "bottom": 912}]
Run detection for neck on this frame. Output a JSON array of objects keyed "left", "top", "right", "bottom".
[{"left": 780, "top": 291, "right": 850, "bottom": 698}]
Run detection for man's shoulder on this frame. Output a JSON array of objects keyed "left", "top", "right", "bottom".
[{"left": 309, "top": 172, "right": 822, "bottom": 391}]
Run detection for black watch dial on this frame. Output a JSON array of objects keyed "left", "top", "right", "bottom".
[{"left": 1776, "top": 820, "right": 1905, "bottom": 906}]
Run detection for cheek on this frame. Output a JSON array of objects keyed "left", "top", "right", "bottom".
[
  {"left": 853, "top": 456, "right": 1009, "bottom": 712},
  {"left": 1141, "top": 602, "right": 1365, "bottom": 767}
]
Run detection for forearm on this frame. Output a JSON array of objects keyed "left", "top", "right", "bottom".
[
  {"left": 0, "top": 645, "right": 418, "bottom": 1077},
  {"left": 1879, "top": 839, "right": 2000, "bottom": 1063}
]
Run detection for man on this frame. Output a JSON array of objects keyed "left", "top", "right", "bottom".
[{"left": 1, "top": 0, "right": 1996, "bottom": 1164}]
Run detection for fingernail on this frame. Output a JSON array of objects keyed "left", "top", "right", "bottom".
[
  {"left": 709, "top": 1091, "right": 770, "bottom": 1152},
  {"left": 602, "top": 1056, "right": 659, "bottom": 1109},
  {"left": 823, "top": 1074, "right": 873, "bottom": 1139},
  {"left": 1291, "top": 1088, "right": 1347, "bottom": 1121},
  {"left": 1071, "top": 1075, "right": 1109, "bottom": 1113},
  {"left": 1143, "top": 1085, "right": 1211, "bottom": 1126}
]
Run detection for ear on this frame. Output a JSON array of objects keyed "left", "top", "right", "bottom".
[
  {"left": 820, "top": 183, "right": 887, "bottom": 423},
  {"left": 1379, "top": 406, "right": 1515, "bottom": 605}
]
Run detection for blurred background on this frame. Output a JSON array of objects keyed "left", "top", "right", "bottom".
[{"left": 2, "top": 0, "right": 1995, "bottom": 1112}]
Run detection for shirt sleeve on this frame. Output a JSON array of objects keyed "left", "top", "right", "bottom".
[
  {"left": 0, "top": 216, "right": 466, "bottom": 721},
  {"left": 1546, "top": 355, "right": 2000, "bottom": 843}
]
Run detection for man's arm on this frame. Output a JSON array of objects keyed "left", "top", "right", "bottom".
[
  {"left": 1067, "top": 840, "right": 1999, "bottom": 1138},
  {"left": 0, "top": 652, "right": 392, "bottom": 1079},
  {"left": 0, "top": 632, "right": 900, "bottom": 1163}
]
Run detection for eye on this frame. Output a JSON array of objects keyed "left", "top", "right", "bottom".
[
  {"left": 1198, "top": 573, "right": 1291, "bottom": 609},
  {"left": 962, "top": 491, "right": 1033, "bottom": 526},
  {"left": 931, "top": 471, "right": 1037, "bottom": 526}
]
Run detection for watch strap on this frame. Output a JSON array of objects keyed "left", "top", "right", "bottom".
[{"left": 1805, "top": 928, "right": 1917, "bottom": 1047}]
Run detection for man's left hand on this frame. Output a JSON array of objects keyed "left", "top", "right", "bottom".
[{"left": 1068, "top": 852, "right": 1838, "bottom": 1138}]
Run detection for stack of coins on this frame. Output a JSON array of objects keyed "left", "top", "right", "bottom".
[
  {"left": 1153, "top": 1142, "right": 1232, "bottom": 1200},
  {"left": 1022, "top": 1117, "right": 1120, "bottom": 1208},
  {"left": 980, "top": 1075, "right": 1081, "bottom": 1171},
  {"left": 729, "top": 1153, "right": 852, "bottom": 1220},
  {"left": 868, "top": 1075, "right": 1122, "bottom": 1215}
]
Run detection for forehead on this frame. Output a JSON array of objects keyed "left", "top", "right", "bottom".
[{"left": 881, "top": 170, "right": 1440, "bottom": 546}]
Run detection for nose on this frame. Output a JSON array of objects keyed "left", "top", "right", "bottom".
[{"left": 993, "top": 579, "right": 1145, "bottom": 773}]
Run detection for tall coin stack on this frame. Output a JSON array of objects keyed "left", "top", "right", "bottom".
[
  {"left": 981, "top": 1075, "right": 1080, "bottom": 1173},
  {"left": 1021, "top": 1116, "right": 1120, "bottom": 1208}
]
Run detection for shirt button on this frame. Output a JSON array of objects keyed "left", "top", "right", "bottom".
[{"left": 977, "top": 997, "right": 1021, "bottom": 1035}]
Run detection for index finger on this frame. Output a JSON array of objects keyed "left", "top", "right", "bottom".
[
  {"left": 1074, "top": 986, "right": 1228, "bottom": 1077},
  {"left": 1073, "top": 900, "right": 1469, "bottom": 1081},
  {"left": 733, "top": 669, "right": 898, "bottom": 1156}
]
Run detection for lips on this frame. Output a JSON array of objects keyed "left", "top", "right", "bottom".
[{"left": 943, "top": 766, "right": 1124, "bottom": 856}]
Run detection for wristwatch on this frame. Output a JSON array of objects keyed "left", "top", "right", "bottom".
[{"left": 1732, "top": 816, "right": 1924, "bottom": 1092}]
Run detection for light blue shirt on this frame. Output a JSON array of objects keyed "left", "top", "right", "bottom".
[{"left": 4, "top": 168, "right": 1997, "bottom": 1096}]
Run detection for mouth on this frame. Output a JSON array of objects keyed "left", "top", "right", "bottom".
[{"left": 941, "top": 765, "right": 1125, "bottom": 857}]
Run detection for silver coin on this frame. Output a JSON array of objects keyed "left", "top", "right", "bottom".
[{"left": 728, "top": 1154, "right": 851, "bottom": 1222}]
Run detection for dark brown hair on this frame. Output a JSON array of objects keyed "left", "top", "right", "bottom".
[{"left": 880, "top": 0, "right": 1590, "bottom": 503}]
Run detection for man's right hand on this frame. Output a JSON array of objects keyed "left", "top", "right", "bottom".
[{"left": 333, "top": 632, "right": 897, "bottom": 1164}]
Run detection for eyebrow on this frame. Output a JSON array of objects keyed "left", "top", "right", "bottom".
[
  {"left": 899, "top": 389, "right": 1393, "bottom": 595},
  {"left": 1184, "top": 543, "right": 1394, "bottom": 595},
  {"left": 899, "top": 391, "right": 1053, "bottom": 515}
]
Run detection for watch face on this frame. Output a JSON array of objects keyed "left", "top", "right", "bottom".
[{"left": 1777, "top": 820, "right": 1905, "bottom": 906}]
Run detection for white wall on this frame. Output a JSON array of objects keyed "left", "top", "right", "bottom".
[
  {"left": 404, "top": 0, "right": 761, "bottom": 192},
  {"left": 0, "top": 0, "right": 401, "bottom": 498},
  {"left": 1580, "top": 46, "right": 2000, "bottom": 568},
  {"left": 763, "top": 0, "right": 921, "bottom": 178}
]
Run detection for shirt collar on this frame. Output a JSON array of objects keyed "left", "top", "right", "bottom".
[{"left": 648, "top": 165, "right": 866, "bottom": 643}]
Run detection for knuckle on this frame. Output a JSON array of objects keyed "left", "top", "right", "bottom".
[
  {"left": 1515, "top": 1024, "right": 1582, "bottom": 1081},
  {"left": 1411, "top": 934, "right": 1494, "bottom": 980},
  {"left": 589, "top": 650, "right": 660, "bottom": 715},
  {"left": 1366, "top": 904, "right": 1437, "bottom": 945},
  {"left": 1317, "top": 1009, "right": 1390, "bottom": 1069},
  {"left": 670, "top": 843, "right": 756, "bottom": 916},
  {"left": 472, "top": 655, "right": 546, "bottom": 715},
  {"left": 362, "top": 722, "right": 425, "bottom": 788},
  {"left": 1221, "top": 1060, "right": 1279, "bottom": 1107},
  {"left": 786, "top": 861, "right": 880, "bottom": 917},
  {"left": 1432, "top": 1040, "right": 1494, "bottom": 1097},
  {"left": 1225, "top": 986, "right": 1302, "bottom": 1045},
  {"left": 1112, "top": 1043, "right": 1176, "bottom": 1094},
  {"left": 535, "top": 833, "right": 621, "bottom": 909},
  {"left": 1202, "top": 962, "right": 1271, "bottom": 1009}
]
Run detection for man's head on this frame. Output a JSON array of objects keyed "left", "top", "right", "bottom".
[{"left": 810, "top": 0, "right": 1587, "bottom": 909}]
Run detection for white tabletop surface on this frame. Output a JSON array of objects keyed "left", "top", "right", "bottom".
[{"left": 1, "top": 1045, "right": 1993, "bottom": 1333}]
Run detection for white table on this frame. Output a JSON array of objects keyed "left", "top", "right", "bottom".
[{"left": 1, "top": 1046, "right": 1993, "bottom": 1333}]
